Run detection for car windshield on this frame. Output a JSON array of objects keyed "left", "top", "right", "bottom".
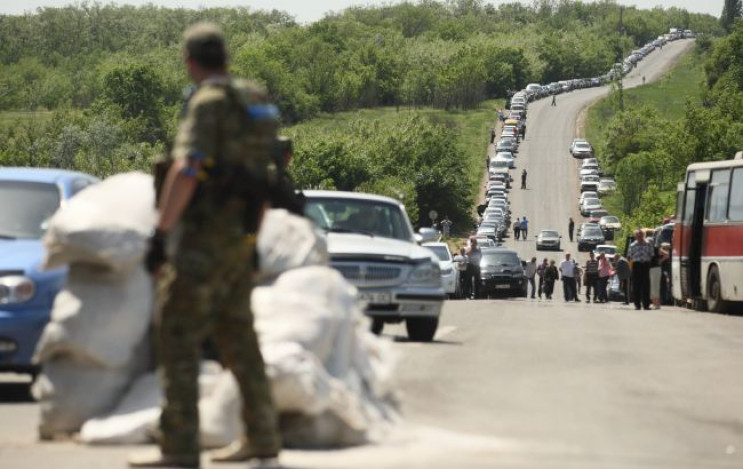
[
  {"left": 540, "top": 231, "right": 559, "bottom": 238},
  {"left": 304, "top": 197, "right": 413, "bottom": 241},
  {"left": 426, "top": 245, "right": 451, "bottom": 261},
  {"left": 602, "top": 216, "right": 619, "bottom": 223},
  {"left": 585, "top": 198, "right": 601, "bottom": 205},
  {"left": 583, "top": 228, "right": 603, "bottom": 236},
  {"left": 575, "top": 143, "right": 591, "bottom": 150},
  {"left": 0, "top": 181, "right": 61, "bottom": 239},
  {"left": 482, "top": 251, "right": 521, "bottom": 267}
]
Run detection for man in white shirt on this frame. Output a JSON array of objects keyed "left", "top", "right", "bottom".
[
  {"left": 559, "top": 253, "right": 580, "bottom": 302},
  {"left": 524, "top": 257, "right": 538, "bottom": 299}
]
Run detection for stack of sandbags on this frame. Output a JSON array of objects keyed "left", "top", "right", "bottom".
[
  {"left": 255, "top": 208, "right": 328, "bottom": 283},
  {"left": 77, "top": 209, "right": 399, "bottom": 449},
  {"left": 32, "top": 172, "right": 157, "bottom": 440},
  {"left": 200, "top": 265, "right": 400, "bottom": 449}
]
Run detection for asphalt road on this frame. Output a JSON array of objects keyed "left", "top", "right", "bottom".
[{"left": 4, "top": 39, "right": 743, "bottom": 469}]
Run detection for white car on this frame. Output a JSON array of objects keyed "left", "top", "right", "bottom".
[
  {"left": 571, "top": 141, "right": 594, "bottom": 159},
  {"left": 593, "top": 244, "right": 617, "bottom": 258},
  {"left": 423, "top": 242, "right": 460, "bottom": 299},
  {"left": 581, "top": 197, "right": 603, "bottom": 216},
  {"left": 579, "top": 191, "right": 599, "bottom": 208},
  {"left": 303, "top": 190, "right": 445, "bottom": 341},
  {"left": 579, "top": 168, "right": 599, "bottom": 178},
  {"left": 598, "top": 179, "right": 617, "bottom": 195},
  {"left": 535, "top": 230, "right": 562, "bottom": 251}
]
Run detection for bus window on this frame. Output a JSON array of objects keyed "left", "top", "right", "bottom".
[
  {"left": 683, "top": 187, "right": 696, "bottom": 223},
  {"left": 706, "top": 169, "right": 730, "bottom": 222},
  {"left": 730, "top": 167, "right": 743, "bottom": 221}
]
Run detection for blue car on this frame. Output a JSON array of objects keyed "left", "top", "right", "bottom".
[{"left": 0, "top": 168, "right": 98, "bottom": 375}]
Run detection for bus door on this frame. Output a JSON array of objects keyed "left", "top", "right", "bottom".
[{"left": 688, "top": 171, "right": 710, "bottom": 301}]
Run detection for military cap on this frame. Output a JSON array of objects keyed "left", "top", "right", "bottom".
[{"left": 183, "top": 22, "right": 227, "bottom": 68}]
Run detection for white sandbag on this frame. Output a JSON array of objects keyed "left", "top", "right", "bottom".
[
  {"left": 79, "top": 362, "right": 224, "bottom": 445},
  {"left": 256, "top": 209, "right": 328, "bottom": 282},
  {"left": 43, "top": 172, "right": 157, "bottom": 273},
  {"left": 32, "top": 336, "right": 149, "bottom": 440},
  {"left": 78, "top": 373, "right": 161, "bottom": 445},
  {"left": 33, "top": 264, "right": 153, "bottom": 369}
]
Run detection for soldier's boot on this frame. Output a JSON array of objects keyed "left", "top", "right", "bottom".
[
  {"left": 209, "top": 437, "right": 279, "bottom": 465},
  {"left": 128, "top": 448, "right": 200, "bottom": 468}
]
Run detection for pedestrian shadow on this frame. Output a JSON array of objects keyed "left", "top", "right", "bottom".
[
  {"left": 0, "top": 381, "right": 35, "bottom": 403},
  {"left": 389, "top": 336, "right": 462, "bottom": 346}
]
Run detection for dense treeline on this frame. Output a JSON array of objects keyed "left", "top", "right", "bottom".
[
  {"left": 595, "top": 22, "right": 743, "bottom": 234},
  {"left": 0, "top": 1, "right": 724, "bottom": 228}
]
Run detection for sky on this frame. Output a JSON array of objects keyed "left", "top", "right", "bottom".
[{"left": 0, "top": 0, "right": 723, "bottom": 24}]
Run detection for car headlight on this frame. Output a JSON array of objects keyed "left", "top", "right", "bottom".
[
  {"left": 407, "top": 261, "right": 441, "bottom": 286},
  {"left": 0, "top": 276, "right": 36, "bottom": 304}
]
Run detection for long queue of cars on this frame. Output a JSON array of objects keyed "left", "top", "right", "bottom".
[
  {"left": 570, "top": 139, "right": 622, "bottom": 253},
  {"left": 514, "top": 31, "right": 690, "bottom": 105}
]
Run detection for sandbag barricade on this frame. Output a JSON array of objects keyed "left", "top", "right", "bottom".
[{"left": 32, "top": 172, "right": 157, "bottom": 440}]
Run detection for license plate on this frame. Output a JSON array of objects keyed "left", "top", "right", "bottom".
[
  {"left": 496, "top": 285, "right": 510, "bottom": 289},
  {"left": 0, "top": 339, "right": 18, "bottom": 353},
  {"left": 358, "top": 291, "right": 392, "bottom": 304}
]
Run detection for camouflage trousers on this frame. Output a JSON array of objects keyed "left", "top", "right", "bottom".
[{"left": 156, "top": 227, "right": 280, "bottom": 459}]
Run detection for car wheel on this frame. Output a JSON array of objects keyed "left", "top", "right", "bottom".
[
  {"left": 707, "top": 267, "right": 728, "bottom": 313},
  {"left": 406, "top": 317, "right": 439, "bottom": 342},
  {"left": 371, "top": 318, "right": 384, "bottom": 335}
]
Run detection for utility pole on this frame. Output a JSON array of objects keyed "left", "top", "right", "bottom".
[{"left": 617, "top": 6, "right": 624, "bottom": 112}]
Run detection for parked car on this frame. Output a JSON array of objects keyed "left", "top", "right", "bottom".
[
  {"left": 535, "top": 230, "right": 562, "bottom": 251},
  {"left": 598, "top": 179, "right": 617, "bottom": 195},
  {"left": 478, "top": 247, "right": 528, "bottom": 298},
  {"left": 592, "top": 244, "right": 617, "bottom": 258},
  {"left": 577, "top": 225, "right": 606, "bottom": 252},
  {"left": 0, "top": 168, "right": 99, "bottom": 376},
  {"left": 423, "top": 242, "right": 460, "bottom": 299},
  {"left": 303, "top": 190, "right": 446, "bottom": 341},
  {"left": 580, "top": 197, "right": 603, "bottom": 216},
  {"left": 599, "top": 215, "right": 622, "bottom": 240},
  {"left": 571, "top": 140, "right": 594, "bottom": 159}
]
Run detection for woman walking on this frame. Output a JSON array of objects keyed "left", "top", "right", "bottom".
[{"left": 597, "top": 253, "right": 613, "bottom": 303}]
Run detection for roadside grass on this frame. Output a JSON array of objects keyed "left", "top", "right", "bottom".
[
  {"left": 585, "top": 51, "right": 704, "bottom": 149},
  {"left": 287, "top": 100, "right": 502, "bottom": 234}
]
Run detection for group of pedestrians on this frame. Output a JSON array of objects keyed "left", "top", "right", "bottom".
[
  {"left": 453, "top": 237, "right": 482, "bottom": 300},
  {"left": 522, "top": 251, "right": 632, "bottom": 303},
  {"left": 512, "top": 217, "right": 529, "bottom": 240}
]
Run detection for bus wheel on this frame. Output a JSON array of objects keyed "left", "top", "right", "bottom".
[{"left": 707, "top": 267, "right": 728, "bottom": 314}]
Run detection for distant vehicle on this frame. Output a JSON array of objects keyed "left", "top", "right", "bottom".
[
  {"left": 593, "top": 244, "right": 617, "bottom": 258},
  {"left": 535, "top": 230, "right": 562, "bottom": 251},
  {"left": 571, "top": 141, "right": 594, "bottom": 159},
  {"left": 581, "top": 197, "right": 603, "bottom": 216},
  {"left": 598, "top": 179, "right": 617, "bottom": 195},
  {"left": 0, "top": 168, "right": 98, "bottom": 376},
  {"left": 423, "top": 242, "right": 460, "bottom": 299},
  {"left": 588, "top": 209, "right": 610, "bottom": 224},
  {"left": 478, "top": 247, "right": 528, "bottom": 298},
  {"left": 672, "top": 155, "right": 743, "bottom": 313},
  {"left": 303, "top": 190, "right": 446, "bottom": 341},
  {"left": 579, "top": 191, "right": 599, "bottom": 208},
  {"left": 599, "top": 215, "right": 622, "bottom": 240},
  {"left": 577, "top": 226, "right": 606, "bottom": 252},
  {"left": 580, "top": 181, "right": 600, "bottom": 193}
]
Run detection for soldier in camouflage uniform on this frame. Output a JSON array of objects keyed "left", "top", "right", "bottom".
[{"left": 129, "top": 23, "right": 281, "bottom": 468}]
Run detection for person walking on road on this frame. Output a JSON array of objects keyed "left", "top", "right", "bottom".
[
  {"left": 466, "top": 237, "right": 483, "bottom": 299},
  {"left": 513, "top": 218, "right": 521, "bottom": 240},
  {"left": 568, "top": 217, "right": 575, "bottom": 242},
  {"left": 628, "top": 229, "right": 654, "bottom": 310},
  {"left": 129, "top": 22, "right": 281, "bottom": 468},
  {"left": 536, "top": 258, "right": 548, "bottom": 299},
  {"left": 521, "top": 169, "right": 527, "bottom": 189},
  {"left": 584, "top": 251, "right": 599, "bottom": 302},
  {"left": 551, "top": 94, "right": 557, "bottom": 106},
  {"left": 543, "top": 259, "right": 559, "bottom": 300},
  {"left": 525, "top": 257, "right": 538, "bottom": 299},
  {"left": 520, "top": 217, "right": 528, "bottom": 240},
  {"left": 453, "top": 247, "right": 470, "bottom": 299},
  {"left": 614, "top": 253, "right": 631, "bottom": 304},
  {"left": 597, "top": 253, "right": 613, "bottom": 303},
  {"left": 560, "top": 253, "right": 579, "bottom": 302}
]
